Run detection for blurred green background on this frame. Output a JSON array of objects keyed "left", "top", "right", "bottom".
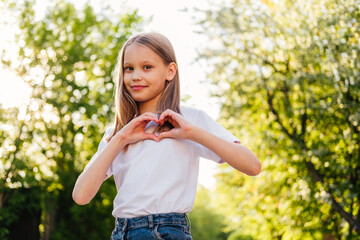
[{"left": 0, "top": 0, "right": 359, "bottom": 239}]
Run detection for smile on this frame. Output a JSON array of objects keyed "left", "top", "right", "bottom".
[{"left": 131, "top": 85, "right": 147, "bottom": 91}]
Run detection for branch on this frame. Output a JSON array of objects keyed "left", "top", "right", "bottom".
[
  {"left": 245, "top": 38, "right": 360, "bottom": 232},
  {"left": 266, "top": 89, "right": 295, "bottom": 139},
  {"left": 263, "top": 59, "right": 287, "bottom": 75},
  {"left": 299, "top": 78, "right": 307, "bottom": 138},
  {"left": 267, "top": 86, "right": 360, "bottom": 232},
  {"left": 305, "top": 160, "right": 360, "bottom": 232},
  {"left": 299, "top": 138, "right": 360, "bottom": 232},
  {"left": 263, "top": 57, "right": 298, "bottom": 135}
]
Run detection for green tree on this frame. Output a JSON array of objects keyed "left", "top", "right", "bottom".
[
  {"left": 197, "top": 0, "right": 360, "bottom": 239},
  {"left": 189, "top": 186, "right": 230, "bottom": 240},
  {"left": 1, "top": 0, "right": 142, "bottom": 239}
]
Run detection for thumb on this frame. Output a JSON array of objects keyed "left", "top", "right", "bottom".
[
  {"left": 143, "top": 133, "right": 158, "bottom": 142},
  {"left": 157, "top": 131, "right": 174, "bottom": 141}
]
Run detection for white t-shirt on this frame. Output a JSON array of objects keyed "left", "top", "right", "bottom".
[{"left": 85, "top": 107, "right": 240, "bottom": 218}]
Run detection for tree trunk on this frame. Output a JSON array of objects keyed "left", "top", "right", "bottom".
[{"left": 42, "top": 198, "right": 57, "bottom": 240}]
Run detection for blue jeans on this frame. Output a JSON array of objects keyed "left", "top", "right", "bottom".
[{"left": 110, "top": 212, "right": 192, "bottom": 240}]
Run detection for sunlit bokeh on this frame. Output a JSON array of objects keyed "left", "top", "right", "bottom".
[{"left": 0, "top": 0, "right": 219, "bottom": 189}]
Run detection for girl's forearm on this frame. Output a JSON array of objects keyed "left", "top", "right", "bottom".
[
  {"left": 188, "top": 126, "right": 261, "bottom": 176},
  {"left": 72, "top": 133, "right": 127, "bottom": 205}
]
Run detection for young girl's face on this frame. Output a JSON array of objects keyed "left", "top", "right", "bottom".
[{"left": 123, "top": 43, "right": 175, "bottom": 113}]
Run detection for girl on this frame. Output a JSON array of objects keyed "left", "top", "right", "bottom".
[{"left": 72, "top": 32, "right": 261, "bottom": 240}]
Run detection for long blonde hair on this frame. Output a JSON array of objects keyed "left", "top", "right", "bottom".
[{"left": 106, "top": 32, "right": 181, "bottom": 142}]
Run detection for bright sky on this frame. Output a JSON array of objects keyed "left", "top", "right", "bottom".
[{"left": 0, "top": 0, "right": 222, "bottom": 188}]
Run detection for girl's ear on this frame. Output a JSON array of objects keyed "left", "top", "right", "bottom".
[{"left": 166, "top": 62, "right": 177, "bottom": 81}]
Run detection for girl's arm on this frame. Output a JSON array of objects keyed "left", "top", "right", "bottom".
[
  {"left": 188, "top": 126, "right": 261, "bottom": 176},
  {"left": 157, "top": 110, "right": 261, "bottom": 176},
  {"left": 72, "top": 134, "right": 127, "bottom": 205},
  {"left": 72, "top": 113, "right": 159, "bottom": 205}
]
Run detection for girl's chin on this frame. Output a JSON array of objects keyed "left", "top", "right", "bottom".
[{"left": 131, "top": 97, "right": 147, "bottom": 102}]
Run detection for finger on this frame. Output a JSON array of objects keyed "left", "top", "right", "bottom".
[
  {"left": 136, "top": 114, "right": 159, "bottom": 124},
  {"left": 158, "top": 109, "right": 172, "bottom": 121},
  {"left": 157, "top": 130, "right": 174, "bottom": 141},
  {"left": 166, "top": 116, "right": 177, "bottom": 126},
  {"left": 159, "top": 110, "right": 177, "bottom": 124},
  {"left": 138, "top": 113, "right": 158, "bottom": 120},
  {"left": 141, "top": 112, "right": 160, "bottom": 120},
  {"left": 146, "top": 112, "right": 161, "bottom": 124},
  {"left": 160, "top": 116, "right": 171, "bottom": 126},
  {"left": 161, "top": 115, "right": 180, "bottom": 127},
  {"left": 142, "top": 133, "right": 158, "bottom": 142}
]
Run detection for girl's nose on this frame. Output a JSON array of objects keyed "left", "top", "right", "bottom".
[{"left": 132, "top": 70, "right": 142, "bottom": 81}]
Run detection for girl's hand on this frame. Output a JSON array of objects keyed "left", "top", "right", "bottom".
[
  {"left": 157, "top": 109, "right": 195, "bottom": 141},
  {"left": 116, "top": 112, "right": 159, "bottom": 145}
]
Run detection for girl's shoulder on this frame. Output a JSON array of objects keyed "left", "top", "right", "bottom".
[
  {"left": 180, "top": 106, "right": 210, "bottom": 122},
  {"left": 180, "top": 106, "right": 202, "bottom": 116},
  {"left": 102, "top": 124, "right": 116, "bottom": 140}
]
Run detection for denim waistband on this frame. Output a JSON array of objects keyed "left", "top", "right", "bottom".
[{"left": 115, "top": 212, "right": 190, "bottom": 232}]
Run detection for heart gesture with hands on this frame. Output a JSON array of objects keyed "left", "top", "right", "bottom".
[
  {"left": 157, "top": 109, "right": 194, "bottom": 141},
  {"left": 117, "top": 112, "right": 160, "bottom": 145},
  {"left": 117, "top": 109, "right": 194, "bottom": 145}
]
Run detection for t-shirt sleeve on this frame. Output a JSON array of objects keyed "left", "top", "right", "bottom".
[
  {"left": 194, "top": 109, "right": 241, "bottom": 163},
  {"left": 83, "top": 127, "right": 114, "bottom": 179}
]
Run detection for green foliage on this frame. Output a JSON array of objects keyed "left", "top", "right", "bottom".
[
  {"left": 1, "top": 0, "right": 142, "bottom": 239},
  {"left": 0, "top": 187, "right": 42, "bottom": 239},
  {"left": 188, "top": 186, "right": 229, "bottom": 240},
  {"left": 198, "top": 0, "right": 360, "bottom": 239},
  {"left": 227, "top": 231, "right": 253, "bottom": 240}
]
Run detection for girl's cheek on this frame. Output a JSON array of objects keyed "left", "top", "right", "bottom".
[{"left": 123, "top": 74, "right": 131, "bottom": 83}]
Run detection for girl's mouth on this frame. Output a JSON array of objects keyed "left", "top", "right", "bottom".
[{"left": 131, "top": 85, "right": 147, "bottom": 91}]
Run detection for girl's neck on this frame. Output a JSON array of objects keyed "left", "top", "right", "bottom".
[
  {"left": 138, "top": 90, "right": 163, "bottom": 114},
  {"left": 139, "top": 101, "right": 158, "bottom": 114}
]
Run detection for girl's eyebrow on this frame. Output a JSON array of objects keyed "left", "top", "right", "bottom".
[{"left": 123, "top": 60, "right": 154, "bottom": 66}]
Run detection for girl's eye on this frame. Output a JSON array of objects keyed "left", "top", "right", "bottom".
[
  {"left": 124, "top": 66, "right": 133, "bottom": 71},
  {"left": 144, "top": 66, "right": 152, "bottom": 70}
]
